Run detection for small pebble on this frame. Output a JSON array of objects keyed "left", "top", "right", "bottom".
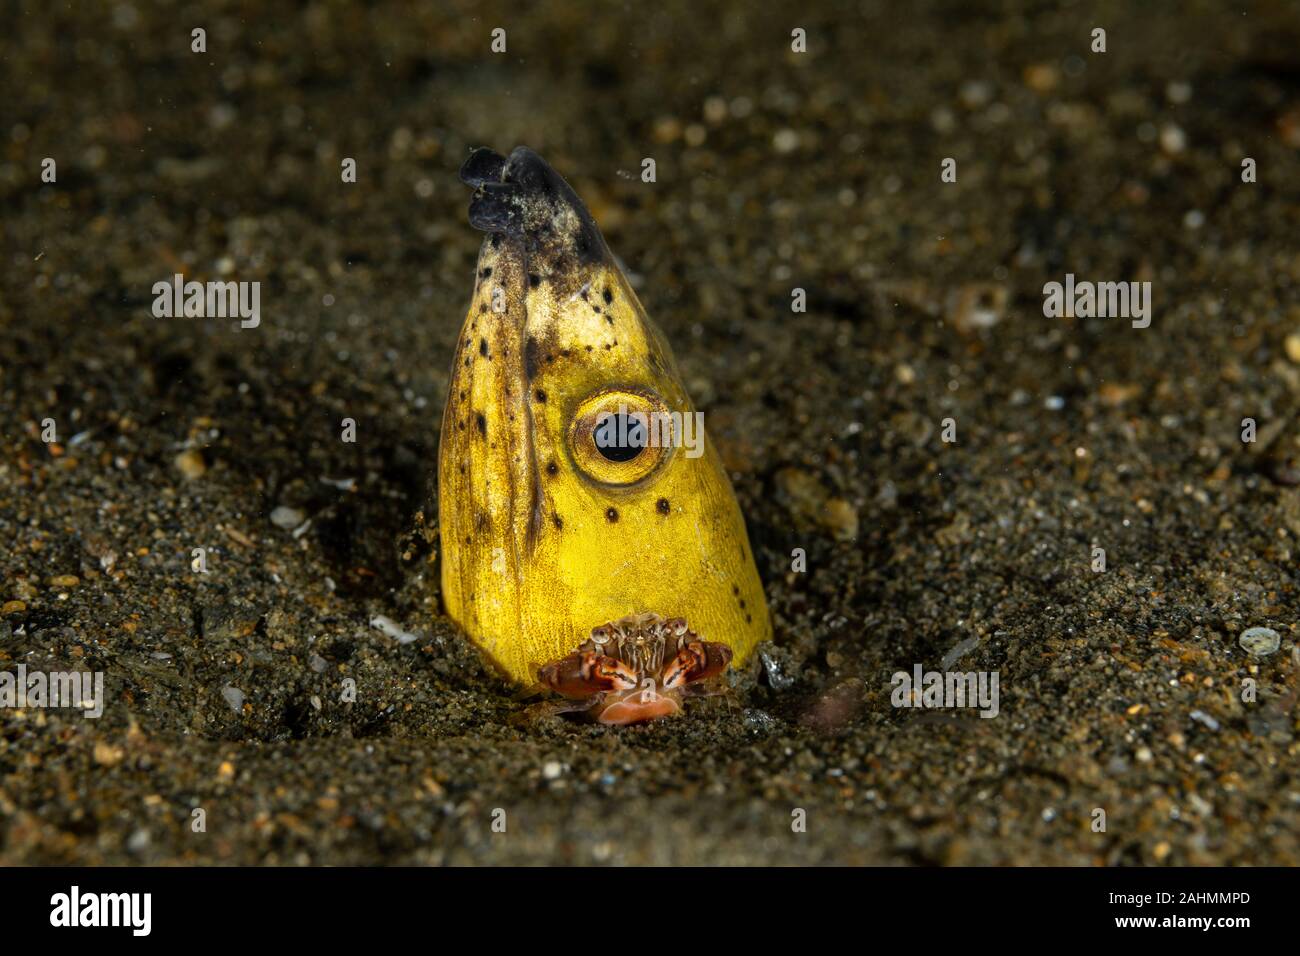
[
  {"left": 1023, "top": 63, "right": 1059, "bottom": 93},
  {"left": 959, "top": 80, "right": 992, "bottom": 108},
  {"left": 220, "top": 686, "right": 245, "bottom": 713},
  {"left": 742, "top": 708, "right": 777, "bottom": 734},
  {"left": 48, "top": 575, "right": 80, "bottom": 588},
  {"left": 1239, "top": 626, "right": 1281, "bottom": 657},
  {"left": 652, "top": 116, "right": 681, "bottom": 143},
  {"left": 1189, "top": 710, "right": 1220, "bottom": 731},
  {"left": 1159, "top": 123, "right": 1187, "bottom": 154},
  {"left": 174, "top": 449, "right": 206, "bottom": 480},
  {"left": 1186, "top": 793, "right": 1213, "bottom": 817},
  {"left": 270, "top": 505, "right": 305, "bottom": 529},
  {"left": 94, "top": 741, "right": 125, "bottom": 766},
  {"left": 542, "top": 761, "right": 563, "bottom": 780},
  {"left": 947, "top": 283, "right": 1007, "bottom": 333},
  {"left": 772, "top": 129, "right": 800, "bottom": 153},
  {"left": 1285, "top": 332, "right": 1300, "bottom": 364},
  {"left": 823, "top": 498, "right": 859, "bottom": 542}
]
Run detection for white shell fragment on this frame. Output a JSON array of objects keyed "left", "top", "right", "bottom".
[
  {"left": 1239, "top": 627, "right": 1281, "bottom": 658},
  {"left": 370, "top": 615, "right": 420, "bottom": 645}
]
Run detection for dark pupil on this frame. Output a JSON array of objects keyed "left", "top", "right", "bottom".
[{"left": 595, "top": 413, "right": 646, "bottom": 463}]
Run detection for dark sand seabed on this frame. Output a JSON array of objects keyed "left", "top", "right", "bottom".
[{"left": 1, "top": 1, "right": 1298, "bottom": 864}]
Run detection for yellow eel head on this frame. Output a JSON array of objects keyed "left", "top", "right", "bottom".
[{"left": 438, "top": 146, "right": 771, "bottom": 686}]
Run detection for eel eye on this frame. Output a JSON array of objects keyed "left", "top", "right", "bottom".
[
  {"left": 595, "top": 411, "right": 645, "bottom": 463},
  {"left": 570, "top": 388, "right": 673, "bottom": 486}
]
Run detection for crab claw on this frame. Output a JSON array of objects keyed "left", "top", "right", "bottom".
[
  {"left": 538, "top": 650, "right": 638, "bottom": 699},
  {"left": 660, "top": 640, "right": 733, "bottom": 689}
]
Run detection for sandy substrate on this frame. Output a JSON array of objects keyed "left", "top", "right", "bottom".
[{"left": 1, "top": 0, "right": 1298, "bottom": 864}]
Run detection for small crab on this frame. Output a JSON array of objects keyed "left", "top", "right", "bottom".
[{"left": 533, "top": 612, "right": 733, "bottom": 725}]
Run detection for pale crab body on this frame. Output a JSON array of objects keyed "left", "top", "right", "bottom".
[{"left": 535, "top": 612, "right": 732, "bottom": 725}]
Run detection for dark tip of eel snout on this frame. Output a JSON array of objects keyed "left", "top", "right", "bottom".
[
  {"left": 459, "top": 147, "right": 507, "bottom": 188},
  {"left": 459, "top": 146, "right": 606, "bottom": 266}
]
